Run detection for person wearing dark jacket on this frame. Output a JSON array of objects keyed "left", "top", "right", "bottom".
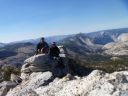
[
  {"left": 49, "top": 42, "right": 60, "bottom": 58},
  {"left": 36, "top": 37, "right": 49, "bottom": 54},
  {"left": 49, "top": 42, "right": 65, "bottom": 68}
]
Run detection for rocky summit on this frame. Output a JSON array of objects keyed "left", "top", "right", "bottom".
[
  {"left": 0, "top": 46, "right": 128, "bottom": 96},
  {"left": 4, "top": 70, "right": 128, "bottom": 96}
]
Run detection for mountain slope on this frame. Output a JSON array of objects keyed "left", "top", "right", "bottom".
[
  {"left": 0, "top": 42, "right": 35, "bottom": 67},
  {"left": 0, "top": 43, "right": 5, "bottom": 48},
  {"left": 86, "top": 28, "right": 128, "bottom": 45},
  {"left": 103, "top": 33, "right": 128, "bottom": 56},
  {"left": 61, "top": 33, "right": 102, "bottom": 55},
  {"left": 60, "top": 33, "right": 106, "bottom": 64}
]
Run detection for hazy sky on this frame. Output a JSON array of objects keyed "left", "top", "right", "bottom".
[{"left": 0, "top": 0, "right": 128, "bottom": 43}]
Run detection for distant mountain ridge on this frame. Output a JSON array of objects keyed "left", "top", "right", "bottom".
[
  {"left": 6, "top": 28, "right": 128, "bottom": 45},
  {"left": 58, "top": 28, "right": 127, "bottom": 57},
  {"left": 0, "top": 27, "right": 128, "bottom": 67},
  {"left": 0, "top": 43, "right": 5, "bottom": 48},
  {"left": 15, "top": 28, "right": 128, "bottom": 45},
  {"left": 60, "top": 33, "right": 102, "bottom": 55},
  {"left": 86, "top": 28, "right": 128, "bottom": 45},
  {"left": 10, "top": 35, "right": 70, "bottom": 44}
]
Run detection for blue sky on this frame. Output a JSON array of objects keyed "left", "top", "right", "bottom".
[{"left": 0, "top": 0, "right": 128, "bottom": 43}]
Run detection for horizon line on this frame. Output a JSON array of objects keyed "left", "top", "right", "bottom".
[{"left": 1, "top": 27, "right": 128, "bottom": 44}]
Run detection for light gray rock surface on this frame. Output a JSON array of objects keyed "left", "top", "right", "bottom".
[
  {"left": 0, "top": 72, "right": 4, "bottom": 82},
  {"left": 21, "top": 46, "right": 69, "bottom": 79},
  {"left": 118, "top": 33, "right": 128, "bottom": 42},
  {"left": 21, "top": 54, "right": 52, "bottom": 73},
  {"left": 10, "top": 74, "right": 22, "bottom": 84},
  {"left": 5, "top": 70, "right": 128, "bottom": 96},
  {"left": 0, "top": 81, "right": 17, "bottom": 96},
  {"left": 6, "top": 72, "right": 53, "bottom": 96}
]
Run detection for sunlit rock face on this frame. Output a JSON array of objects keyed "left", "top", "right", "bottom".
[
  {"left": 21, "top": 54, "right": 53, "bottom": 74},
  {"left": 118, "top": 33, "right": 128, "bottom": 42},
  {"left": 0, "top": 81, "right": 17, "bottom": 96},
  {"left": 5, "top": 70, "right": 128, "bottom": 96},
  {"left": 103, "top": 42, "right": 116, "bottom": 49},
  {"left": 6, "top": 72, "right": 53, "bottom": 96}
]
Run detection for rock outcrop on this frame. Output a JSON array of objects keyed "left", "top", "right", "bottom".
[
  {"left": 1, "top": 46, "right": 128, "bottom": 96},
  {"left": 0, "top": 72, "right": 4, "bottom": 83},
  {"left": 118, "top": 33, "right": 128, "bottom": 42},
  {"left": 21, "top": 46, "right": 69, "bottom": 80},
  {"left": 0, "top": 81, "right": 17, "bottom": 96},
  {"left": 21, "top": 54, "right": 52, "bottom": 73},
  {"left": 5, "top": 70, "right": 128, "bottom": 96},
  {"left": 6, "top": 72, "right": 53, "bottom": 96}
]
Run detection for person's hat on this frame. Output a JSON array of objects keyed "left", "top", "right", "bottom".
[
  {"left": 52, "top": 42, "right": 56, "bottom": 45},
  {"left": 41, "top": 37, "right": 45, "bottom": 40}
]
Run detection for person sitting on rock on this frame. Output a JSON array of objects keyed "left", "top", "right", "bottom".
[
  {"left": 49, "top": 42, "right": 65, "bottom": 69},
  {"left": 49, "top": 42, "right": 60, "bottom": 59},
  {"left": 36, "top": 37, "right": 49, "bottom": 54}
]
